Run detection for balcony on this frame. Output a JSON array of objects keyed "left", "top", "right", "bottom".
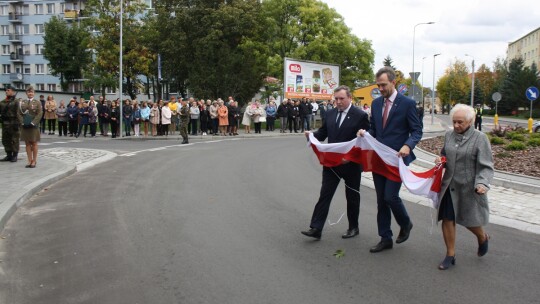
[
  {"left": 9, "top": 52, "right": 24, "bottom": 62},
  {"left": 8, "top": 13, "right": 23, "bottom": 23},
  {"left": 8, "top": 34, "right": 22, "bottom": 43},
  {"left": 10, "top": 73, "right": 23, "bottom": 82}
]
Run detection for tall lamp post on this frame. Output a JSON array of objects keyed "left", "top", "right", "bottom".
[
  {"left": 119, "top": 0, "right": 124, "bottom": 138},
  {"left": 412, "top": 22, "right": 435, "bottom": 102},
  {"left": 465, "top": 54, "right": 475, "bottom": 107},
  {"left": 432, "top": 53, "right": 441, "bottom": 125},
  {"left": 421, "top": 56, "right": 426, "bottom": 110}
]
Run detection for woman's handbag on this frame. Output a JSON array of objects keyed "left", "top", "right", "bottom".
[
  {"left": 20, "top": 102, "right": 34, "bottom": 128},
  {"left": 259, "top": 116, "right": 267, "bottom": 122}
]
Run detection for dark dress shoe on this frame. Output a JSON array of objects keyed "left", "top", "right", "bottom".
[
  {"left": 370, "top": 240, "right": 393, "bottom": 253},
  {"left": 396, "top": 221, "right": 413, "bottom": 244},
  {"left": 438, "top": 256, "right": 456, "bottom": 270},
  {"left": 342, "top": 228, "right": 359, "bottom": 239},
  {"left": 478, "top": 233, "right": 490, "bottom": 257},
  {"left": 301, "top": 228, "right": 321, "bottom": 239}
]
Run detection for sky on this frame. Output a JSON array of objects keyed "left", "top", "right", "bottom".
[{"left": 320, "top": 0, "right": 540, "bottom": 89}]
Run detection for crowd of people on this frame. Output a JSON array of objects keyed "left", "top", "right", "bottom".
[{"left": 30, "top": 95, "right": 364, "bottom": 139}]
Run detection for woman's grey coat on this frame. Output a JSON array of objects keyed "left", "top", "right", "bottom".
[{"left": 438, "top": 127, "right": 494, "bottom": 227}]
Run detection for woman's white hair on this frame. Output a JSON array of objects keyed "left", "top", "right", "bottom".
[{"left": 450, "top": 103, "right": 475, "bottom": 123}]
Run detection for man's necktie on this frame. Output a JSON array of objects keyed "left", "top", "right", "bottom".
[
  {"left": 382, "top": 99, "right": 391, "bottom": 128},
  {"left": 335, "top": 110, "right": 343, "bottom": 128}
]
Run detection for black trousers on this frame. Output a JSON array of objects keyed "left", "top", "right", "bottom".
[
  {"left": 47, "top": 119, "right": 56, "bottom": 133},
  {"left": 68, "top": 120, "right": 78, "bottom": 135},
  {"left": 310, "top": 162, "right": 361, "bottom": 231},
  {"left": 58, "top": 121, "right": 68, "bottom": 136}
]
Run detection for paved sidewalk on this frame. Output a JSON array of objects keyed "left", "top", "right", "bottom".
[{"left": 0, "top": 116, "right": 539, "bottom": 234}]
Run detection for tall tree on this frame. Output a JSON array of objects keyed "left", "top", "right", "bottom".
[
  {"left": 263, "top": 0, "right": 374, "bottom": 89},
  {"left": 43, "top": 17, "right": 91, "bottom": 91},
  {"left": 382, "top": 55, "right": 405, "bottom": 87},
  {"left": 436, "top": 60, "right": 470, "bottom": 108},
  {"left": 154, "top": 0, "right": 269, "bottom": 102},
  {"left": 85, "top": 0, "right": 155, "bottom": 99},
  {"left": 474, "top": 64, "right": 495, "bottom": 107}
]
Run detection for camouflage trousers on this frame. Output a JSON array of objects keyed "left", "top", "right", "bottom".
[
  {"left": 179, "top": 122, "right": 188, "bottom": 140},
  {"left": 1, "top": 123, "right": 20, "bottom": 153}
]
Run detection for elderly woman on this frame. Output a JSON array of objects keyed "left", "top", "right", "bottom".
[
  {"left": 217, "top": 100, "right": 229, "bottom": 136},
  {"left": 434, "top": 104, "right": 494, "bottom": 270},
  {"left": 109, "top": 100, "right": 119, "bottom": 138},
  {"left": 56, "top": 100, "right": 68, "bottom": 137},
  {"left": 161, "top": 100, "right": 172, "bottom": 136},
  {"left": 150, "top": 102, "right": 160, "bottom": 136},
  {"left": 251, "top": 101, "right": 265, "bottom": 134},
  {"left": 242, "top": 102, "right": 253, "bottom": 134}
]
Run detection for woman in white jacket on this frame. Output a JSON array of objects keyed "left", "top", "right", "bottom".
[
  {"left": 242, "top": 102, "right": 253, "bottom": 134},
  {"left": 161, "top": 101, "right": 172, "bottom": 136}
]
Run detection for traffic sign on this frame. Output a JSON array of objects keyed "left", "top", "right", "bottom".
[
  {"left": 492, "top": 92, "right": 501, "bottom": 102},
  {"left": 526, "top": 86, "right": 538, "bottom": 101},
  {"left": 398, "top": 83, "right": 408, "bottom": 94}
]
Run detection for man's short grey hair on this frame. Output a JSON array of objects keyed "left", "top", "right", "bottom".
[
  {"left": 450, "top": 103, "right": 475, "bottom": 123},
  {"left": 334, "top": 85, "right": 352, "bottom": 97},
  {"left": 376, "top": 66, "right": 396, "bottom": 82}
]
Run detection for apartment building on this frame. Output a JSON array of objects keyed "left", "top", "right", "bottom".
[
  {"left": 507, "top": 27, "right": 540, "bottom": 68},
  {"left": 0, "top": 1, "right": 153, "bottom": 94}
]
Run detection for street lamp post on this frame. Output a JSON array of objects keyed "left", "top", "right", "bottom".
[
  {"left": 412, "top": 22, "right": 435, "bottom": 102},
  {"left": 421, "top": 56, "right": 426, "bottom": 110},
  {"left": 119, "top": 0, "right": 123, "bottom": 138},
  {"left": 465, "top": 54, "right": 475, "bottom": 107},
  {"left": 432, "top": 53, "right": 441, "bottom": 125}
]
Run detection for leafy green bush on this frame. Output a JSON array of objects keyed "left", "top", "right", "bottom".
[
  {"left": 490, "top": 136, "right": 505, "bottom": 145},
  {"left": 505, "top": 132, "right": 525, "bottom": 141},
  {"left": 531, "top": 133, "right": 540, "bottom": 139},
  {"left": 528, "top": 138, "right": 540, "bottom": 147},
  {"left": 505, "top": 141, "right": 527, "bottom": 150}
]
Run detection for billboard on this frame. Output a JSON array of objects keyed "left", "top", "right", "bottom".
[{"left": 283, "top": 58, "right": 340, "bottom": 100}]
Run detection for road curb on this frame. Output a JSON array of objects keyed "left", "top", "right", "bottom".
[{"left": 0, "top": 163, "right": 76, "bottom": 231}]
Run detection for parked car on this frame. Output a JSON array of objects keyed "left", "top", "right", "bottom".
[{"left": 534, "top": 120, "right": 540, "bottom": 132}]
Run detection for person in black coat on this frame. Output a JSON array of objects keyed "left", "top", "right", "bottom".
[
  {"left": 277, "top": 99, "right": 289, "bottom": 133},
  {"left": 301, "top": 85, "right": 370, "bottom": 240}
]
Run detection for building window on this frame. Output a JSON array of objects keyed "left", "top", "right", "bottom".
[
  {"left": 36, "top": 83, "right": 45, "bottom": 91},
  {"left": 1, "top": 25, "right": 9, "bottom": 36},
  {"left": 47, "top": 84, "right": 56, "bottom": 91},
  {"left": 22, "top": 45, "right": 30, "bottom": 55},
  {"left": 47, "top": 3, "right": 55, "bottom": 14},
  {"left": 0, "top": 6, "right": 8, "bottom": 16},
  {"left": 36, "top": 64, "right": 45, "bottom": 74},
  {"left": 3, "top": 64, "right": 11, "bottom": 74},
  {"left": 106, "top": 87, "right": 116, "bottom": 94},
  {"left": 15, "top": 24, "right": 29, "bottom": 35},
  {"left": 60, "top": 3, "right": 64, "bottom": 12},
  {"left": 2, "top": 45, "right": 10, "bottom": 55},
  {"left": 36, "top": 44, "right": 44, "bottom": 55},
  {"left": 35, "top": 4, "right": 43, "bottom": 14},
  {"left": 35, "top": 24, "right": 44, "bottom": 35},
  {"left": 23, "top": 64, "right": 31, "bottom": 74}
]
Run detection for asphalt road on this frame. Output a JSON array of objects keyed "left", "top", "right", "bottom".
[{"left": 1, "top": 137, "right": 540, "bottom": 304}]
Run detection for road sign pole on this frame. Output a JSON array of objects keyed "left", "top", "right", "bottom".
[
  {"left": 530, "top": 100, "right": 534, "bottom": 133},
  {"left": 525, "top": 86, "right": 538, "bottom": 133}
]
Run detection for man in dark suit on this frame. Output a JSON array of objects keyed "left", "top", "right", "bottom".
[
  {"left": 358, "top": 67, "right": 423, "bottom": 252},
  {"left": 301, "top": 85, "right": 370, "bottom": 240}
]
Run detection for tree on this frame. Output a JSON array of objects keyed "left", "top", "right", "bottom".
[
  {"left": 154, "top": 0, "right": 269, "bottom": 103},
  {"left": 474, "top": 64, "right": 495, "bottom": 107},
  {"left": 85, "top": 0, "right": 155, "bottom": 99},
  {"left": 43, "top": 17, "right": 91, "bottom": 91},
  {"left": 263, "top": 0, "right": 374, "bottom": 89},
  {"left": 436, "top": 60, "right": 470, "bottom": 108},
  {"left": 382, "top": 55, "right": 405, "bottom": 86}
]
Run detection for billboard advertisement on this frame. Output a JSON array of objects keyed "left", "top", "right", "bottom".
[{"left": 283, "top": 58, "right": 340, "bottom": 100}]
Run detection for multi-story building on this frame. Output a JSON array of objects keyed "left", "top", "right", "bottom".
[
  {"left": 0, "top": 0, "right": 153, "bottom": 95},
  {"left": 507, "top": 27, "right": 540, "bottom": 68}
]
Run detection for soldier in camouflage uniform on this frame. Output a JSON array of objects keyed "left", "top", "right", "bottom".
[
  {"left": 0, "top": 85, "right": 22, "bottom": 162},
  {"left": 179, "top": 98, "right": 190, "bottom": 144}
]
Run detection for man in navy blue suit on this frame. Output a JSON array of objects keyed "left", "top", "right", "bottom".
[
  {"left": 301, "top": 85, "right": 370, "bottom": 240},
  {"left": 358, "top": 67, "right": 423, "bottom": 253}
]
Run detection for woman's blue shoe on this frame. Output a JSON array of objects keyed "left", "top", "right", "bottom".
[{"left": 438, "top": 256, "right": 456, "bottom": 270}]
